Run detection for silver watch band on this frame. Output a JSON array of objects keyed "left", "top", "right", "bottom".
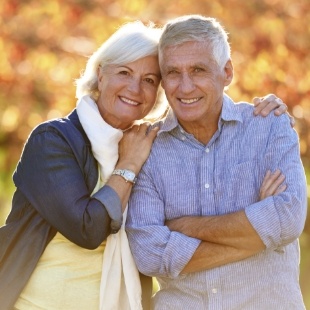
[{"left": 112, "top": 169, "right": 137, "bottom": 184}]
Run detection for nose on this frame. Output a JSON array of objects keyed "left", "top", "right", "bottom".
[
  {"left": 179, "top": 73, "right": 195, "bottom": 93},
  {"left": 127, "top": 77, "right": 141, "bottom": 94}
]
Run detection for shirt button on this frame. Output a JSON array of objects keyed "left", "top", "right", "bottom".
[
  {"left": 212, "top": 288, "right": 217, "bottom": 294},
  {"left": 205, "top": 148, "right": 210, "bottom": 153},
  {"left": 181, "top": 136, "right": 186, "bottom": 141},
  {"left": 204, "top": 183, "right": 210, "bottom": 189}
]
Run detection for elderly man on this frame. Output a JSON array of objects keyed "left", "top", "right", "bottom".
[{"left": 126, "top": 15, "right": 307, "bottom": 309}]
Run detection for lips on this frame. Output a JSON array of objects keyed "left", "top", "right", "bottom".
[
  {"left": 179, "top": 97, "right": 202, "bottom": 104},
  {"left": 120, "top": 96, "right": 140, "bottom": 106}
]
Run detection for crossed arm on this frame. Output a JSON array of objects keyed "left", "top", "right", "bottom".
[{"left": 166, "top": 171, "right": 286, "bottom": 273}]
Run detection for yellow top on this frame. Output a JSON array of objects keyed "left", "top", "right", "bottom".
[{"left": 14, "top": 232, "right": 106, "bottom": 310}]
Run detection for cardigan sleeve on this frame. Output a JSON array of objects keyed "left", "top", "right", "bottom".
[{"left": 13, "top": 124, "right": 119, "bottom": 249}]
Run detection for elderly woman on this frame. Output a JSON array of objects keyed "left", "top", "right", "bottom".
[{"left": 0, "top": 21, "right": 288, "bottom": 310}]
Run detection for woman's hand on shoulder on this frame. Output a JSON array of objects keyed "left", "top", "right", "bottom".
[
  {"left": 117, "top": 122, "right": 159, "bottom": 174},
  {"left": 252, "top": 94, "right": 295, "bottom": 127}
]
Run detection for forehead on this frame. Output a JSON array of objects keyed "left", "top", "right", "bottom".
[
  {"left": 105, "top": 55, "right": 160, "bottom": 75},
  {"left": 123, "top": 55, "right": 160, "bottom": 71},
  {"left": 160, "top": 41, "right": 214, "bottom": 68}
]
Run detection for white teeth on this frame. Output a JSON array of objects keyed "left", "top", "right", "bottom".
[
  {"left": 180, "top": 98, "right": 200, "bottom": 104},
  {"left": 120, "top": 97, "right": 139, "bottom": 106}
]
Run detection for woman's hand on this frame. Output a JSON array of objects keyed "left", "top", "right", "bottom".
[
  {"left": 259, "top": 169, "right": 286, "bottom": 200},
  {"left": 252, "top": 94, "right": 295, "bottom": 127},
  {"left": 116, "top": 122, "right": 159, "bottom": 174}
]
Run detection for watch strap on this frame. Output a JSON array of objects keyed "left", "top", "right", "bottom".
[{"left": 112, "top": 169, "right": 137, "bottom": 184}]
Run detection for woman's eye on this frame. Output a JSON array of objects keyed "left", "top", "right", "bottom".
[
  {"left": 119, "top": 70, "right": 129, "bottom": 75},
  {"left": 145, "top": 78, "right": 154, "bottom": 84}
]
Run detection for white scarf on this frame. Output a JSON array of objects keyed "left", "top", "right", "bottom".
[{"left": 76, "top": 95, "right": 143, "bottom": 310}]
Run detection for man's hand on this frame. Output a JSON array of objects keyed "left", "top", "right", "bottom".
[{"left": 259, "top": 169, "right": 286, "bottom": 200}]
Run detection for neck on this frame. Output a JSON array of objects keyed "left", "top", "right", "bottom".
[
  {"left": 179, "top": 111, "right": 221, "bottom": 145},
  {"left": 182, "top": 121, "right": 218, "bottom": 144}
]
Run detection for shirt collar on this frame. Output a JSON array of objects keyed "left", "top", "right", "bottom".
[
  {"left": 158, "top": 94, "right": 243, "bottom": 135},
  {"left": 220, "top": 94, "right": 243, "bottom": 123}
]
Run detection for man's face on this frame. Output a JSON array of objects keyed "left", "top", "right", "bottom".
[{"left": 160, "top": 41, "right": 233, "bottom": 131}]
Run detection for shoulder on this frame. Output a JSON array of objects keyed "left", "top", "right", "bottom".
[
  {"left": 232, "top": 101, "right": 256, "bottom": 118},
  {"left": 32, "top": 110, "right": 79, "bottom": 135},
  {"left": 28, "top": 109, "right": 88, "bottom": 146},
  {"left": 234, "top": 101, "right": 291, "bottom": 127},
  {"left": 19, "top": 109, "right": 93, "bottom": 169}
]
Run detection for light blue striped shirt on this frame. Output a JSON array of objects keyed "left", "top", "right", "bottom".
[{"left": 126, "top": 94, "right": 307, "bottom": 309}]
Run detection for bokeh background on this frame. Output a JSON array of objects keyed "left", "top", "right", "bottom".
[{"left": 1, "top": 0, "right": 309, "bottom": 306}]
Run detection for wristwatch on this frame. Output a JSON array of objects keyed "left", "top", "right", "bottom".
[{"left": 112, "top": 169, "right": 137, "bottom": 184}]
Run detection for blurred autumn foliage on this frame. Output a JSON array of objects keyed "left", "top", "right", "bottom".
[{"left": 0, "top": 0, "right": 309, "bottom": 306}]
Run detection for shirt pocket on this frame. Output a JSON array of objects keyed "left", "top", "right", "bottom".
[{"left": 225, "top": 160, "right": 260, "bottom": 210}]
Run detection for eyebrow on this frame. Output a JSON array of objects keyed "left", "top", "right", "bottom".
[
  {"left": 118, "top": 65, "right": 161, "bottom": 78},
  {"left": 146, "top": 73, "right": 161, "bottom": 79},
  {"left": 191, "top": 62, "right": 208, "bottom": 68}
]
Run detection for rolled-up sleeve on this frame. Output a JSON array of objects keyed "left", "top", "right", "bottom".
[
  {"left": 126, "top": 161, "right": 201, "bottom": 278},
  {"left": 245, "top": 115, "right": 307, "bottom": 250},
  {"left": 93, "top": 185, "right": 122, "bottom": 233}
]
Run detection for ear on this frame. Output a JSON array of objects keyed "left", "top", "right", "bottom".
[{"left": 223, "top": 59, "right": 233, "bottom": 87}]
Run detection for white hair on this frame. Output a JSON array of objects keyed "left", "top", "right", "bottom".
[
  {"left": 75, "top": 21, "right": 162, "bottom": 101},
  {"left": 159, "top": 15, "right": 231, "bottom": 69}
]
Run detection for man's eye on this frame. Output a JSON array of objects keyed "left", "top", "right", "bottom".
[
  {"left": 119, "top": 71, "right": 129, "bottom": 75},
  {"left": 194, "top": 68, "right": 203, "bottom": 72},
  {"left": 167, "top": 70, "right": 178, "bottom": 75}
]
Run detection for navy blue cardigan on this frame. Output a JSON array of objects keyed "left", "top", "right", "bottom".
[{"left": 0, "top": 110, "right": 151, "bottom": 309}]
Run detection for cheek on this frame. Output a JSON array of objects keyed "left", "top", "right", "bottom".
[
  {"left": 162, "top": 79, "right": 177, "bottom": 95},
  {"left": 146, "top": 88, "right": 158, "bottom": 105}
]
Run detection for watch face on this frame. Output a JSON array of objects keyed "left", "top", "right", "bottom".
[{"left": 124, "top": 170, "right": 135, "bottom": 181}]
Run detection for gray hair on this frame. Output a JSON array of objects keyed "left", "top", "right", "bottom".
[
  {"left": 159, "top": 15, "right": 231, "bottom": 69},
  {"left": 75, "top": 21, "right": 162, "bottom": 101}
]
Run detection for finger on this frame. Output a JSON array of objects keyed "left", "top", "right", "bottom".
[
  {"left": 253, "top": 99, "right": 272, "bottom": 116},
  {"left": 290, "top": 116, "right": 296, "bottom": 128},
  {"left": 252, "top": 97, "right": 263, "bottom": 106},
  {"left": 260, "top": 169, "right": 281, "bottom": 193},
  {"left": 254, "top": 94, "right": 282, "bottom": 116},
  {"left": 128, "top": 124, "right": 140, "bottom": 132},
  {"left": 253, "top": 98, "right": 268, "bottom": 115},
  {"left": 274, "top": 184, "right": 287, "bottom": 195},
  {"left": 260, "top": 170, "right": 271, "bottom": 188},
  {"left": 260, "top": 170, "right": 284, "bottom": 198},
  {"left": 139, "top": 121, "right": 152, "bottom": 128},
  {"left": 263, "top": 93, "right": 277, "bottom": 102},
  {"left": 274, "top": 102, "right": 288, "bottom": 116},
  {"left": 259, "top": 102, "right": 281, "bottom": 117},
  {"left": 265, "top": 173, "right": 286, "bottom": 195},
  {"left": 138, "top": 122, "right": 151, "bottom": 129},
  {"left": 146, "top": 126, "right": 160, "bottom": 141},
  {"left": 135, "top": 122, "right": 151, "bottom": 135}
]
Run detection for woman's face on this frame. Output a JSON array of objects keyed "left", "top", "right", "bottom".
[{"left": 96, "top": 55, "right": 161, "bottom": 130}]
